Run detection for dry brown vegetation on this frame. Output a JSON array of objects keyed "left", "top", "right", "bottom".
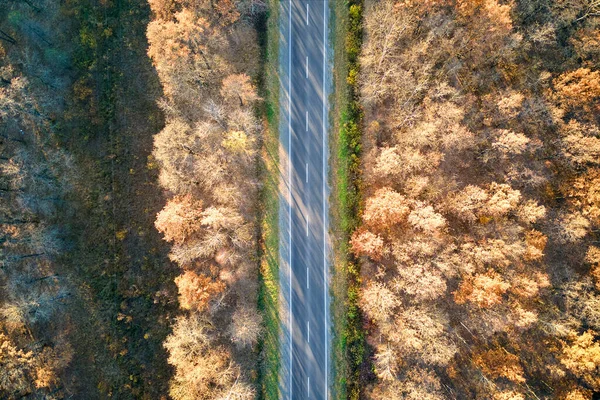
[
  {"left": 147, "top": 1, "right": 265, "bottom": 398},
  {"left": 0, "top": 2, "right": 76, "bottom": 397},
  {"left": 1, "top": 0, "right": 266, "bottom": 398},
  {"left": 356, "top": 0, "right": 600, "bottom": 398}
]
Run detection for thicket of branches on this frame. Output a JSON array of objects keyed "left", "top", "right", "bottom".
[
  {"left": 0, "top": 1, "right": 75, "bottom": 398},
  {"left": 356, "top": 0, "right": 600, "bottom": 398},
  {"left": 147, "top": 1, "right": 265, "bottom": 398}
]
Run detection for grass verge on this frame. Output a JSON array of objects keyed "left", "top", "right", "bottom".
[
  {"left": 330, "top": 1, "right": 366, "bottom": 399},
  {"left": 256, "top": 1, "right": 281, "bottom": 399}
]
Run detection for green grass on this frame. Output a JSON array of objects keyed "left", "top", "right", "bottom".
[
  {"left": 256, "top": 1, "right": 281, "bottom": 399},
  {"left": 329, "top": 1, "right": 366, "bottom": 399}
]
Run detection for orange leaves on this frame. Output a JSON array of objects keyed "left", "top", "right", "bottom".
[
  {"left": 213, "top": 0, "right": 240, "bottom": 26},
  {"left": 473, "top": 348, "right": 526, "bottom": 383},
  {"left": 456, "top": 0, "right": 513, "bottom": 32},
  {"left": 524, "top": 230, "right": 547, "bottom": 261},
  {"left": 155, "top": 195, "right": 203, "bottom": 245},
  {"left": 407, "top": 203, "right": 447, "bottom": 233},
  {"left": 561, "top": 330, "right": 600, "bottom": 390},
  {"left": 351, "top": 230, "right": 385, "bottom": 260},
  {"left": 175, "top": 270, "right": 225, "bottom": 312},
  {"left": 486, "top": 182, "right": 522, "bottom": 218},
  {"left": 454, "top": 271, "right": 510, "bottom": 308},
  {"left": 147, "top": 0, "right": 176, "bottom": 21},
  {"left": 553, "top": 68, "right": 600, "bottom": 113},
  {"left": 220, "top": 74, "right": 259, "bottom": 107},
  {"left": 362, "top": 187, "right": 410, "bottom": 230}
]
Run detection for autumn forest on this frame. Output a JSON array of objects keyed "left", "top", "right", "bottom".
[{"left": 1, "top": 0, "right": 599, "bottom": 399}]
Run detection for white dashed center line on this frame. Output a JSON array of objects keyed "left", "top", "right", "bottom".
[
  {"left": 307, "top": 267, "right": 309, "bottom": 289},
  {"left": 306, "top": 56, "right": 309, "bottom": 78},
  {"left": 306, "top": 3, "right": 309, "bottom": 25},
  {"left": 305, "top": 110, "right": 308, "bottom": 131},
  {"left": 306, "top": 215, "right": 309, "bottom": 237}
]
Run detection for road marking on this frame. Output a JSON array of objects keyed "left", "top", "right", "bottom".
[
  {"left": 306, "top": 3, "right": 309, "bottom": 25},
  {"left": 287, "top": 1, "right": 292, "bottom": 398},
  {"left": 306, "top": 163, "right": 308, "bottom": 183},
  {"left": 306, "top": 215, "right": 309, "bottom": 237},
  {"left": 306, "top": 110, "right": 308, "bottom": 131},
  {"left": 306, "top": 56, "right": 309, "bottom": 78},
  {"left": 307, "top": 376, "right": 310, "bottom": 398},
  {"left": 307, "top": 267, "right": 309, "bottom": 289},
  {"left": 323, "top": 1, "right": 329, "bottom": 399},
  {"left": 308, "top": 320, "right": 310, "bottom": 342}
]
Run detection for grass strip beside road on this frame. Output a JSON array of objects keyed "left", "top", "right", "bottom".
[
  {"left": 330, "top": 1, "right": 366, "bottom": 399},
  {"left": 256, "top": 1, "right": 281, "bottom": 399}
]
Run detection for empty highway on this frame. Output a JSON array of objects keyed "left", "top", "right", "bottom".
[{"left": 279, "top": 0, "right": 331, "bottom": 399}]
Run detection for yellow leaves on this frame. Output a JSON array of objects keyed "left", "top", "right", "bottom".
[
  {"left": 221, "top": 130, "right": 251, "bottom": 154},
  {"left": 493, "top": 391, "right": 525, "bottom": 400},
  {"left": 561, "top": 330, "right": 600, "bottom": 390},
  {"left": 79, "top": 26, "right": 97, "bottom": 49},
  {"left": 563, "top": 386, "right": 593, "bottom": 400},
  {"left": 34, "top": 366, "right": 55, "bottom": 389},
  {"left": 479, "top": 215, "right": 493, "bottom": 224}
]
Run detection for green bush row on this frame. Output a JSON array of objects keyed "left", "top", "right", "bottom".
[{"left": 339, "top": 1, "right": 365, "bottom": 399}]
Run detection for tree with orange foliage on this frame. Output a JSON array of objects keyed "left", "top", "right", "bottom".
[
  {"left": 147, "top": 10, "right": 226, "bottom": 100},
  {"left": 213, "top": 0, "right": 240, "bottom": 25},
  {"left": 362, "top": 187, "right": 410, "bottom": 230},
  {"left": 155, "top": 195, "right": 203, "bottom": 244},
  {"left": 147, "top": 0, "right": 176, "bottom": 20},
  {"left": 174, "top": 270, "right": 225, "bottom": 312},
  {"left": 350, "top": 230, "right": 386, "bottom": 260},
  {"left": 360, "top": 281, "right": 400, "bottom": 324},
  {"left": 473, "top": 348, "right": 526, "bottom": 383},
  {"left": 553, "top": 68, "right": 600, "bottom": 113},
  {"left": 163, "top": 314, "right": 254, "bottom": 400},
  {"left": 454, "top": 271, "right": 510, "bottom": 308},
  {"left": 221, "top": 74, "right": 259, "bottom": 107},
  {"left": 561, "top": 330, "right": 600, "bottom": 390}
]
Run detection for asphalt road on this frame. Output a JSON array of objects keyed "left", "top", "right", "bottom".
[{"left": 279, "top": 1, "right": 331, "bottom": 399}]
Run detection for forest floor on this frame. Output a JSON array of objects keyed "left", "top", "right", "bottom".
[{"left": 56, "top": 0, "right": 178, "bottom": 397}]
